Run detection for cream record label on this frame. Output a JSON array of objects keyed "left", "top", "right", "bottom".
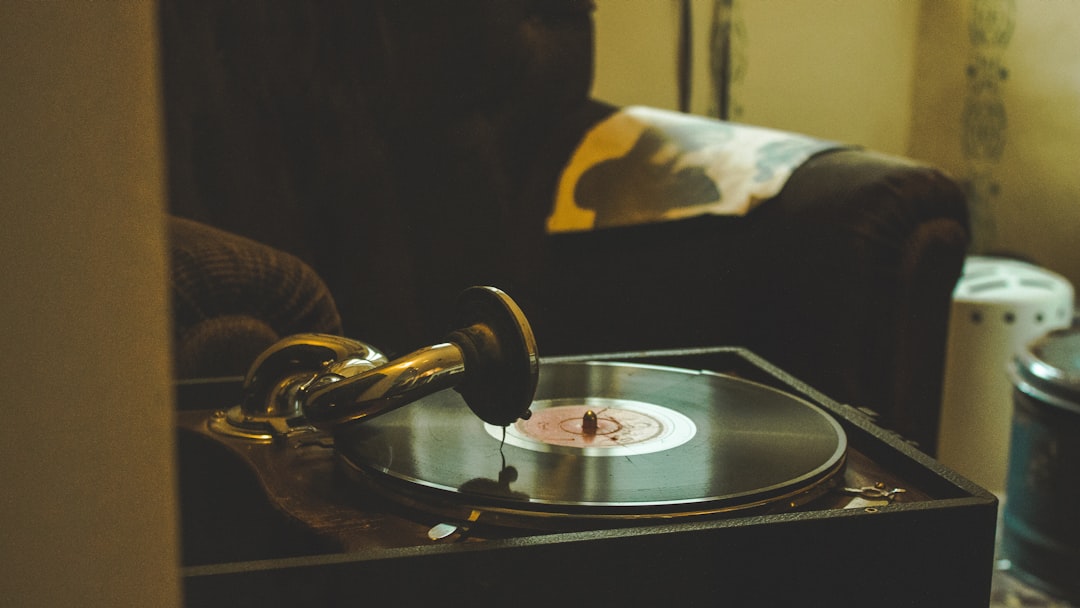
[{"left": 484, "top": 398, "right": 696, "bottom": 456}]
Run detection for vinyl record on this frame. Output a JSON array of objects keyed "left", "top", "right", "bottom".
[{"left": 335, "top": 361, "right": 846, "bottom": 526}]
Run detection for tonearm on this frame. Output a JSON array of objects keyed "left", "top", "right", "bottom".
[{"left": 208, "top": 286, "right": 539, "bottom": 442}]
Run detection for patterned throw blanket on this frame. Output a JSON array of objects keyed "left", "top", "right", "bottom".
[{"left": 546, "top": 106, "right": 844, "bottom": 233}]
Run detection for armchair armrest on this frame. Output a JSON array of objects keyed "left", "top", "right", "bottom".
[
  {"left": 533, "top": 146, "right": 968, "bottom": 454},
  {"left": 169, "top": 217, "right": 343, "bottom": 379},
  {"left": 751, "top": 149, "right": 969, "bottom": 453}
]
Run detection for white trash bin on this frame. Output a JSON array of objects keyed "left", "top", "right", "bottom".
[{"left": 936, "top": 256, "right": 1073, "bottom": 494}]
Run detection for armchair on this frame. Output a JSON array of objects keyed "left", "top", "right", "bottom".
[{"left": 161, "top": 1, "right": 968, "bottom": 453}]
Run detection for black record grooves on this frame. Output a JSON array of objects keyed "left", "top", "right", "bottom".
[{"left": 334, "top": 361, "right": 847, "bottom": 529}]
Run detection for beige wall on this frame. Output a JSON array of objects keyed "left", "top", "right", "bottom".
[
  {"left": 732, "top": 0, "right": 920, "bottom": 153},
  {"left": 592, "top": 0, "right": 684, "bottom": 110},
  {"left": 997, "top": 3, "right": 1080, "bottom": 286},
  {"left": 910, "top": 0, "right": 1080, "bottom": 287},
  {"left": 594, "top": 0, "right": 1080, "bottom": 288},
  {"left": 592, "top": 0, "right": 921, "bottom": 155},
  {"left": 0, "top": 4, "right": 179, "bottom": 607}
]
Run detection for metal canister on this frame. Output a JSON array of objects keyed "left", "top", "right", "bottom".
[{"left": 1004, "top": 325, "right": 1080, "bottom": 602}]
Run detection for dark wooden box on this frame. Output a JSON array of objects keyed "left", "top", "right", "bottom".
[{"left": 177, "top": 348, "right": 997, "bottom": 607}]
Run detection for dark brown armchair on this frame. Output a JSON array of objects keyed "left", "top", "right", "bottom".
[{"left": 161, "top": 1, "right": 968, "bottom": 453}]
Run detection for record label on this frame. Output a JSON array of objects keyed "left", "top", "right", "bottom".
[{"left": 484, "top": 397, "right": 696, "bottom": 456}]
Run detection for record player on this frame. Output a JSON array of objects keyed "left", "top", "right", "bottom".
[{"left": 177, "top": 287, "right": 997, "bottom": 606}]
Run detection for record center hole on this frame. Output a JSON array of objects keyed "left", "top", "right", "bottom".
[{"left": 560, "top": 416, "right": 621, "bottom": 436}]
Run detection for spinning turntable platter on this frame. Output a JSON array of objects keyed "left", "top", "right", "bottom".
[{"left": 334, "top": 361, "right": 846, "bottom": 527}]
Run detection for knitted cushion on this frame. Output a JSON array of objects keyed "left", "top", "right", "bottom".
[{"left": 169, "top": 217, "right": 343, "bottom": 378}]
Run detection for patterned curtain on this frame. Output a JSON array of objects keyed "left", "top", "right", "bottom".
[
  {"left": 961, "top": 0, "right": 1015, "bottom": 252},
  {"left": 675, "top": 0, "right": 745, "bottom": 121}
]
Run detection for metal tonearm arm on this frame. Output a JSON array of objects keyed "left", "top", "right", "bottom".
[{"left": 209, "top": 286, "right": 538, "bottom": 442}]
